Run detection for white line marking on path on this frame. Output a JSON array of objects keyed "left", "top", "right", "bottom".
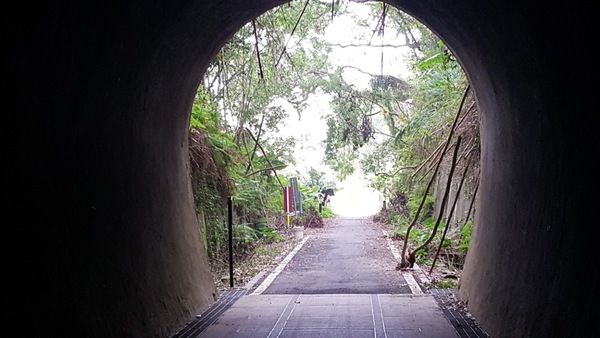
[
  {"left": 250, "top": 235, "right": 311, "bottom": 295},
  {"left": 383, "top": 230, "right": 424, "bottom": 295},
  {"left": 377, "top": 294, "right": 388, "bottom": 338},
  {"left": 369, "top": 294, "right": 377, "bottom": 337},
  {"left": 266, "top": 295, "right": 297, "bottom": 338}
]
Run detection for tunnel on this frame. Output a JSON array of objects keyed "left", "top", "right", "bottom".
[{"left": 9, "top": 0, "right": 598, "bottom": 337}]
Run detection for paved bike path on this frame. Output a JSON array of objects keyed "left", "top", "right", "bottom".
[
  {"left": 189, "top": 216, "right": 460, "bottom": 337},
  {"left": 258, "top": 216, "right": 412, "bottom": 295}
]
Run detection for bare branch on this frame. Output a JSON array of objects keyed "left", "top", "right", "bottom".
[
  {"left": 325, "top": 42, "right": 411, "bottom": 48},
  {"left": 338, "top": 65, "right": 377, "bottom": 77},
  {"left": 409, "top": 136, "right": 462, "bottom": 268},
  {"left": 374, "top": 165, "right": 418, "bottom": 178},
  {"left": 244, "top": 128, "right": 285, "bottom": 189},
  {"left": 275, "top": 0, "right": 310, "bottom": 68},
  {"left": 252, "top": 19, "right": 265, "bottom": 81},
  {"left": 245, "top": 165, "right": 288, "bottom": 177},
  {"left": 398, "top": 84, "right": 470, "bottom": 269},
  {"left": 429, "top": 148, "right": 474, "bottom": 274}
]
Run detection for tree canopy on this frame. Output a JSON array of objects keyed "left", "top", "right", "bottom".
[{"left": 190, "top": 0, "right": 480, "bottom": 282}]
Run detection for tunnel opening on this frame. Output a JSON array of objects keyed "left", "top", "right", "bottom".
[
  {"left": 12, "top": 1, "right": 596, "bottom": 337},
  {"left": 192, "top": 0, "right": 478, "bottom": 289},
  {"left": 183, "top": 1, "right": 482, "bottom": 336},
  {"left": 173, "top": 0, "right": 585, "bottom": 337}
]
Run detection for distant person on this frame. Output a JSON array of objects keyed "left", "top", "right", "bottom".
[{"left": 318, "top": 187, "right": 335, "bottom": 212}]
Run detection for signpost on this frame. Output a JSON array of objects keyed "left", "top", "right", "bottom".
[
  {"left": 290, "top": 177, "right": 302, "bottom": 216},
  {"left": 227, "top": 196, "right": 233, "bottom": 287},
  {"left": 283, "top": 186, "right": 293, "bottom": 227},
  {"left": 283, "top": 177, "right": 303, "bottom": 227}
]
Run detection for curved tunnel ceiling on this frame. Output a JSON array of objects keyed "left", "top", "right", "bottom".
[{"left": 9, "top": 1, "right": 597, "bottom": 337}]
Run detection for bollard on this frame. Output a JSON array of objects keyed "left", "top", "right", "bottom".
[{"left": 293, "top": 226, "right": 304, "bottom": 240}]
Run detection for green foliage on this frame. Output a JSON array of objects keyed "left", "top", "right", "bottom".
[
  {"left": 387, "top": 221, "right": 405, "bottom": 239},
  {"left": 415, "top": 245, "right": 431, "bottom": 265},
  {"left": 190, "top": 86, "right": 221, "bottom": 133},
  {"left": 233, "top": 176, "right": 282, "bottom": 217},
  {"left": 387, "top": 211, "right": 409, "bottom": 228},
  {"left": 387, "top": 226, "right": 404, "bottom": 239},
  {"left": 382, "top": 211, "right": 412, "bottom": 241},
  {"left": 258, "top": 226, "right": 283, "bottom": 243},
  {"left": 234, "top": 224, "right": 259, "bottom": 245},
  {"left": 304, "top": 167, "right": 326, "bottom": 188},
  {"left": 319, "top": 205, "right": 335, "bottom": 218},
  {"left": 421, "top": 217, "right": 437, "bottom": 229},
  {"left": 407, "top": 194, "right": 435, "bottom": 221},
  {"left": 435, "top": 280, "right": 456, "bottom": 289},
  {"left": 298, "top": 183, "right": 319, "bottom": 203},
  {"left": 321, "top": 73, "right": 404, "bottom": 181},
  {"left": 189, "top": 85, "right": 239, "bottom": 261},
  {"left": 192, "top": 2, "right": 478, "bottom": 277},
  {"left": 459, "top": 220, "right": 474, "bottom": 252},
  {"left": 412, "top": 227, "right": 431, "bottom": 247},
  {"left": 297, "top": 182, "right": 322, "bottom": 214},
  {"left": 203, "top": 0, "right": 336, "bottom": 133}
]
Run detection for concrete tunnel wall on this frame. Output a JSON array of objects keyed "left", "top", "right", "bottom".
[{"left": 8, "top": 0, "right": 597, "bottom": 337}]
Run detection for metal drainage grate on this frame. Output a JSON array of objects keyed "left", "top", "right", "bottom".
[
  {"left": 172, "top": 287, "right": 489, "bottom": 338},
  {"left": 430, "top": 288, "right": 489, "bottom": 338},
  {"left": 171, "top": 288, "right": 247, "bottom": 338}
]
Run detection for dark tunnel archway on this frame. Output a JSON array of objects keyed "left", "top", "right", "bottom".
[{"left": 9, "top": 1, "right": 597, "bottom": 337}]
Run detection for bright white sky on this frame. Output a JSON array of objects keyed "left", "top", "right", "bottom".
[
  {"left": 324, "top": 3, "right": 412, "bottom": 88},
  {"left": 275, "top": 2, "right": 412, "bottom": 216}
]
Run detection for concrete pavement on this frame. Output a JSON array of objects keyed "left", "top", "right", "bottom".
[
  {"left": 197, "top": 293, "right": 457, "bottom": 337},
  {"left": 172, "top": 217, "right": 487, "bottom": 338}
]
